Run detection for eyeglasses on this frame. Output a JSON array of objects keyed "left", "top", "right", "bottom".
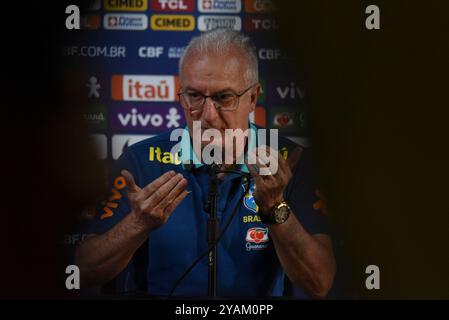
[{"left": 178, "top": 83, "right": 257, "bottom": 114}]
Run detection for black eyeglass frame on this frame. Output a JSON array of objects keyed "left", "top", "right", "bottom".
[{"left": 178, "top": 83, "right": 258, "bottom": 112}]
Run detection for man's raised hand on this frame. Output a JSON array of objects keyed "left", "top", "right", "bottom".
[{"left": 121, "top": 170, "right": 189, "bottom": 231}]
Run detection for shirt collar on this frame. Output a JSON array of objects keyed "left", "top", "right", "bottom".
[{"left": 179, "top": 122, "right": 258, "bottom": 174}]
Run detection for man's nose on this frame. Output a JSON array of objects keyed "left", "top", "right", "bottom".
[{"left": 201, "top": 97, "right": 219, "bottom": 123}]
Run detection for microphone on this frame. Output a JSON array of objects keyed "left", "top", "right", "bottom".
[
  {"left": 204, "top": 163, "right": 220, "bottom": 297},
  {"left": 206, "top": 163, "right": 221, "bottom": 175},
  {"left": 203, "top": 163, "right": 220, "bottom": 213}
]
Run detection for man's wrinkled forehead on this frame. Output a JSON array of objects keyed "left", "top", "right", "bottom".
[{"left": 179, "top": 48, "right": 247, "bottom": 84}]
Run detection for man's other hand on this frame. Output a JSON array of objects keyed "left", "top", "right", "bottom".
[{"left": 247, "top": 146, "right": 302, "bottom": 213}]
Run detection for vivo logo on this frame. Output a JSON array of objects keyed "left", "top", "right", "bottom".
[
  {"left": 118, "top": 108, "right": 164, "bottom": 127},
  {"left": 111, "top": 104, "right": 185, "bottom": 132},
  {"left": 276, "top": 82, "right": 304, "bottom": 100}
]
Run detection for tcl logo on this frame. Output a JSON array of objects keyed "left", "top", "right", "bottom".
[
  {"left": 244, "top": 16, "right": 279, "bottom": 32},
  {"left": 246, "top": 227, "right": 269, "bottom": 244},
  {"left": 111, "top": 75, "right": 179, "bottom": 102},
  {"left": 244, "top": 0, "right": 276, "bottom": 13},
  {"left": 151, "top": 0, "right": 195, "bottom": 12}
]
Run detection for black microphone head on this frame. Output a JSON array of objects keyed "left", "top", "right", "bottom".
[{"left": 204, "top": 163, "right": 221, "bottom": 176}]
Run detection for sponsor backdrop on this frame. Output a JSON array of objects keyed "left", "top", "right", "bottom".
[
  {"left": 61, "top": 0, "right": 319, "bottom": 298},
  {"left": 64, "top": 0, "right": 308, "bottom": 165}
]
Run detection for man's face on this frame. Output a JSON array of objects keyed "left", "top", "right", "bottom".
[{"left": 179, "top": 49, "right": 260, "bottom": 155}]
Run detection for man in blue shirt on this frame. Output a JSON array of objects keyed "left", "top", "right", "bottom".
[{"left": 75, "top": 29, "right": 336, "bottom": 298}]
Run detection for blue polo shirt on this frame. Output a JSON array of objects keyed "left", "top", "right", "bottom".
[{"left": 85, "top": 123, "right": 330, "bottom": 297}]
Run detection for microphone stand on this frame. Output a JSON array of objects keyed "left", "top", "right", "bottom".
[
  {"left": 166, "top": 163, "right": 251, "bottom": 299},
  {"left": 205, "top": 164, "right": 219, "bottom": 297},
  {"left": 205, "top": 164, "right": 251, "bottom": 298}
]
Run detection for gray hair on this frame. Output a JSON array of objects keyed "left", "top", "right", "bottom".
[{"left": 179, "top": 29, "right": 259, "bottom": 85}]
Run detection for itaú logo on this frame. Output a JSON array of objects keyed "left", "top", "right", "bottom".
[
  {"left": 111, "top": 75, "right": 179, "bottom": 102},
  {"left": 246, "top": 227, "right": 269, "bottom": 244}
]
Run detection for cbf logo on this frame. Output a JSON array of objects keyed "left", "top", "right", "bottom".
[{"left": 243, "top": 182, "right": 258, "bottom": 213}]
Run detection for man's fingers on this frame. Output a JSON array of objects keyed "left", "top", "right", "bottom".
[
  {"left": 121, "top": 169, "right": 141, "bottom": 193},
  {"left": 254, "top": 145, "right": 302, "bottom": 177},
  {"left": 139, "top": 170, "right": 177, "bottom": 199},
  {"left": 247, "top": 146, "right": 291, "bottom": 184},
  {"left": 152, "top": 176, "right": 188, "bottom": 212},
  {"left": 144, "top": 173, "right": 184, "bottom": 207},
  {"left": 165, "top": 177, "right": 188, "bottom": 204},
  {"left": 245, "top": 154, "right": 266, "bottom": 185},
  {"left": 246, "top": 159, "right": 258, "bottom": 176},
  {"left": 253, "top": 147, "right": 277, "bottom": 177},
  {"left": 163, "top": 189, "right": 190, "bottom": 215},
  {"left": 265, "top": 147, "right": 295, "bottom": 184}
]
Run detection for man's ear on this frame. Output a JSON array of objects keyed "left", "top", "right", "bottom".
[{"left": 249, "top": 84, "right": 261, "bottom": 110}]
